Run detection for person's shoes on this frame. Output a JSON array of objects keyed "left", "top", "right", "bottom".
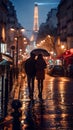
[
  {"left": 29, "top": 94, "right": 33, "bottom": 100},
  {"left": 38, "top": 94, "right": 42, "bottom": 99}
]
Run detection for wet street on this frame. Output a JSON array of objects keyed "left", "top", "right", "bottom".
[{"left": 1, "top": 73, "right": 73, "bottom": 130}]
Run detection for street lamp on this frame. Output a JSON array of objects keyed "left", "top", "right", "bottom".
[{"left": 10, "top": 27, "right": 25, "bottom": 69}]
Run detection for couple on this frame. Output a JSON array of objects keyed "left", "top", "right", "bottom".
[{"left": 24, "top": 53, "right": 47, "bottom": 100}]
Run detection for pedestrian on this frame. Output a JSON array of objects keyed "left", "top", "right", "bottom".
[
  {"left": 24, "top": 53, "right": 36, "bottom": 100},
  {"left": 35, "top": 54, "right": 47, "bottom": 99}
]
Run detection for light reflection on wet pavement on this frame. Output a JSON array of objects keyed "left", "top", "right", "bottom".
[{"left": 1, "top": 74, "right": 73, "bottom": 130}]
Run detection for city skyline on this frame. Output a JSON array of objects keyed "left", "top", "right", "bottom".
[{"left": 10, "top": 0, "right": 60, "bottom": 38}]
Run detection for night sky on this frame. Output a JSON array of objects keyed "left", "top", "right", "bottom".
[{"left": 10, "top": 0, "right": 60, "bottom": 38}]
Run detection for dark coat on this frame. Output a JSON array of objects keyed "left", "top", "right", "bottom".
[
  {"left": 36, "top": 57, "right": 47, "bottom": 80},
  {"left": 24, "top": 57, "right": 36, "bottom": 77}
]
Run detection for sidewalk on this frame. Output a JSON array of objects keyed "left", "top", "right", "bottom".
[
  {"left": 0, "top": 72, "right": 26, "bottom": 127},
  {"left": 0, "top": 71, "right": 49, "bottom": 127}
]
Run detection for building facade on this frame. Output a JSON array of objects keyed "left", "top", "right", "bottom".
[
  {"left": 0, "top": 0, "right": 28, "bottom": 57},
  {"left": 46, "top": 8, "right": 58, "bottom": 29},
  {"left": 0, "top": 0, "right": 18, "bottom": 53},
  {"left": 6, "top": 0, "right": 18, "bottom": 53},
  {"left": 0, "top": 0, "right": 8, "bottom": 42},
  {"left": 56, "top": 0, "right": 73, "bottom": 55}
]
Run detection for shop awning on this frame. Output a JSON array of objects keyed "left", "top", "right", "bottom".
[{"left": 2, "top": 53, "right": 13, "bottom": 62}]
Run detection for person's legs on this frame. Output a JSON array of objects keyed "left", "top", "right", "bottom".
[
  {"left": 38, "top": 79, "right": 41, "bottom": 98},
  {"left": 27, "top": 75, "right": 31, "bottom": 98},
  {"left": 31, "top": 77, "right": 35, "bottom": 99},
  {"left": 40, "top": 79, "right": 43, "bottom": 99}
]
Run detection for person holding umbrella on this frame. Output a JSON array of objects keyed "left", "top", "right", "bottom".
[
  {"left": 35, "top": 53, "right": 47, "bottom": 99},
  {"left": 24, "top": 53, "right": 36, "bottom": 100}
]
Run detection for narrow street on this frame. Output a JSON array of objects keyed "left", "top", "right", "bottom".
[
  {"left": 0, "top": 72, "right": 73, "bottom": 130},
  {"left": 0, "top": 0, "right": 73, "bottom": 129}
]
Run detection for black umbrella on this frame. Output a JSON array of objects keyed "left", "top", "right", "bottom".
[{"left": 30, "top": 48, "right": 50, "bottom": 56}]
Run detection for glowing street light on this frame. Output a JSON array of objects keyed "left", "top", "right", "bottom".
[
  {"left": 61, "top": 45, "right": 65, "bottom": 49},
  {"left": 10, "top": 27, "right": 24, "bottom": 69}
]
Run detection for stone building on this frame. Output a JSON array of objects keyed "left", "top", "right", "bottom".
[
  {"left": 6, "top": 0, "right": 18, "bottom": 53},
  {"left": 56, "top": 0, "right": 73, "bottom": 55},
  {"left": 0, "top": 0, "right": 27, "bottom": 56},
  {"left": 0, "top": 0, "right": 18, "bottom": 53},
  {"left": 0, "top": 0, "right": 8, "bottom": 43},
  {"left": 46, "top": 8, "right": 58, "bottom": 30},
  {"left": 37, "top": 8, "right": 58, "bottom": 46}
]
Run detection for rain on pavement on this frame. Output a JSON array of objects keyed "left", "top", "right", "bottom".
[{"left": 1, "top": 73, "right": 73, "bottom": 130}]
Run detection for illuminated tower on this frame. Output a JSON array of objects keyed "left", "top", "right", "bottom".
[
  {"left": 30, "top": 3, "right": 39, "bottom": 43},
  {"left": 33, "top": 3, "right": 39, "bottom": 32}
]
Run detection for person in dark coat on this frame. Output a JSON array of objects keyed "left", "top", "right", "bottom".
[
  {"left": 36, "top": 54, "right": 47, "bottom": 99},
  {"left": 24, "top": 53, "right": 36, "bottom": 100}
]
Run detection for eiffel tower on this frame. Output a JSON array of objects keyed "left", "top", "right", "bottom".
[{"left": 30, "top": 3, "right": 39, "bottom": 43}]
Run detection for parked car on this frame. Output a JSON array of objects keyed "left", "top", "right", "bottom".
[
  {"left": 49, "top": 65, "right": 65, "bottom": 76},
  {"left": 67, "top": 64, "right": 73, "bottom": 77},
  {"left": 47, "top": 65, "right": 54, "bottom": 75}
]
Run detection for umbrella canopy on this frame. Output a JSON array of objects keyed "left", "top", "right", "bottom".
[{"left": 30, "top": 48, "right": 50, "bottom": 56}]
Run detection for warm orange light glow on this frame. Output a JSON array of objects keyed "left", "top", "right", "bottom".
[
  {"left": 21, "top": 28, "right": 25, "bottom": 32},
  {"left": 10, "top": 28, "right": 24, "bottom": 32},
  {"left": 70, "top": 48, "right": 73, "bottom": 54},
  {"left": 48, "top": 35, "right": 51, "bottom": 38},
  {"left": 2, "top": 27, "right": 5, "bottom": 42},
  {"left": 61, "top": 45, "right": 65, "bottom": 49},
  {"left": 24, "top": 41, "right": 27, "bottom": 44},
  {"left": 23, "top": 37, "right": 26, "bottom": 40},
  {"left": 14, "top": 37, "right": 17, "bottom": 41},
  {"left": 10, "top": 28, "right": 15, "bottom": 31}
]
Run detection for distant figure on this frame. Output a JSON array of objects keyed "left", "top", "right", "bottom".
[
  {"left": 11, "top": 99, "right": 22, "bottom": 130},
  {"left": 24, "top": 53, "right": 36, "bottom": 100},
  {"left": 36, "top": 54, "right": 47, "bottom": 99},
  {"left": 12, "top": 109, "right": 22, "bottom": 130}
]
